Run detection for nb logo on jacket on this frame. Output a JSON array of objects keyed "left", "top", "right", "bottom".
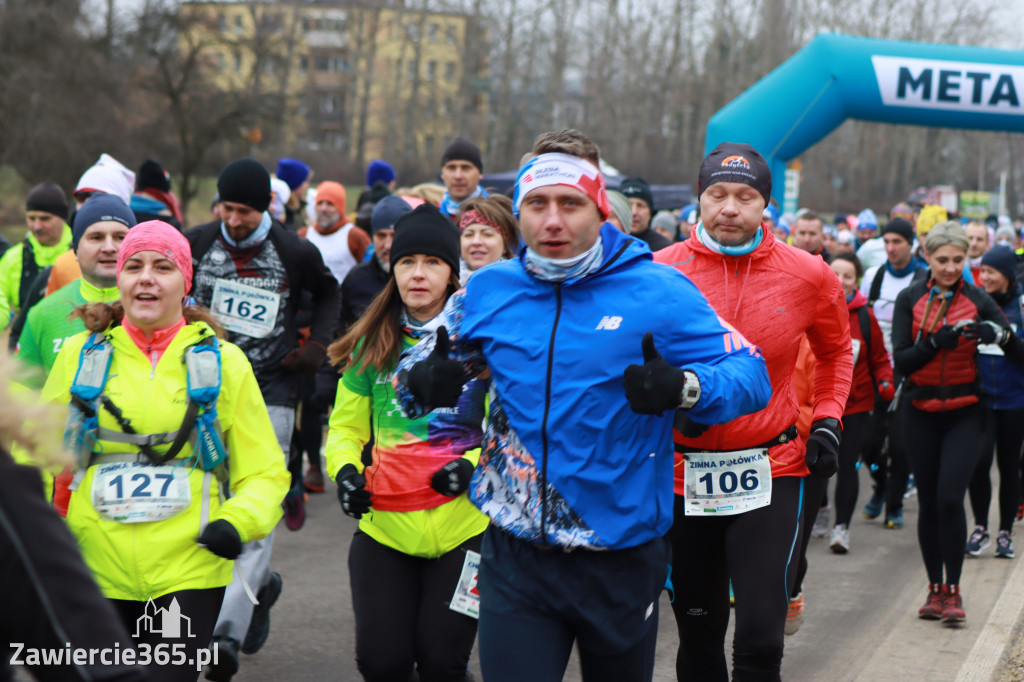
[{"left": 595, "top": 316, "right": 623, "bottom": 330}]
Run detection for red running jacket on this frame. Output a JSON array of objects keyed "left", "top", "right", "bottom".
[
  {"left": 655, "top": 226, "right": 854, "bottom": 482},
  {"left": 846, "top": 290, "right": 894, "bottom": 415}
]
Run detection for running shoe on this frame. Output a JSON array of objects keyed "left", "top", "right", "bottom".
[
  {"left": 283, "top": 482, "right": 306, "bottom": 531},
  {"left": 206, "top": 637, "right": 239, "bottom": 682},
  {"left": 242, "top": 571, "right": 283, "bottom": 654},
  {"left": 884, "top": 509, "right": 903, "bottom": 529},
  {"left": 904, "top": 474, "right": 918, "bottom": 499},
  {"left": 304, "top": 466, "right": 325, "bottom": 493},
  {"left": 918, "top": 583, "right": 945, "bottom": 620},
  {"left": 996, "top": 530, "right": 1015, "bottom": 559},
  {"left": 941, "top": 585, "right": 965, "bottom": 624},
  {"left": 965, "top": 526, "right": 991, "bottom": 557},
  {"left": 1017, "top": 500, "right": 1024, "bottom": 522},
  {"left": 862, "top": 486, "right": 885, "bottom": 520},
  {"left": 785, "top": 592, "right": 804, "bottom": 635},
  {"left": 811, "top": 506, "right": 830, "bottom": 539},
  {"left": 729, "top": 581, "right": 735, "bottom": 606},
  {"left": 830, "top": 524, "right": 850, "bottom": 554}
]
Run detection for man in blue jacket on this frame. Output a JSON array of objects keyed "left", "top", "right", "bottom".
[{"left": 391, "top": 129, "right": 772, "bottom": 682}]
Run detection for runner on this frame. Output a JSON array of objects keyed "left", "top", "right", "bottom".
[
  {"left": 395, "top": 130, "right": 771, "bottom": 682},
  {"left": 325, "top": 203, "right": 488, "bottom": 681},
  {"left": 828, "top": 253, "right": 894, "bottom": 554},
  {"left": 966, "top": 245, "right": 1024, "bottom": 559},
  {"left": 40, "top": 220, "right": 289, "bottom": 681},
  {"left": 455, "top": 194, "right": 520, "bottom": 282},
  {"left": 892, "top": 221, "right": 1024, "bottom": 624},
  {"left": 654, "top": 141, "right": 853, "bottom": 680}
]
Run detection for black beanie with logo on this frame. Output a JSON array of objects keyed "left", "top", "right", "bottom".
[
  {"left": 389, "top": 203, "right": 460, "bottom": 273},
  {"left": 698, "top": 142, "right": 772, "bottom": 206}
]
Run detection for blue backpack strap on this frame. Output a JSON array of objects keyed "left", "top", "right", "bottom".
[
  {"left": 65, "top": 333, "right": 113, "bottom": 469},
  {"left": 184, "top": 335, "right": 227, "bottom": 476}
]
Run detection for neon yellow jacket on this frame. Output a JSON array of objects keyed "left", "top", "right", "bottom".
[
  {"left": 0, "top": 226, "right": 72, "bottom": 329},
  {"left": 42, "top": 322, "right": 290, "bottom": 600},
  {"left": 325, "top": 335, "right": 488, "bottom": 559}
]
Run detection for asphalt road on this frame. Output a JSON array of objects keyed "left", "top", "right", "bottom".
[{"left": 228, "top": 465, "right": 1024, "bottom": 682}]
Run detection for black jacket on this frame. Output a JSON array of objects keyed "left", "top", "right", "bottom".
[
  {"left": 339, "top": 257, "right": 390, "bottom": 334},
  {"left": 186, "top": 218, "right": 341, "bottom": 406}
]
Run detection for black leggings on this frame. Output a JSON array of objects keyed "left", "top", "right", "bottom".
[
  {"left": 348, "top": 531, "right": 481, "bottom": 682},
  {"left": 110, "top": 587, "right": 225, "bottom": 682},
  {"left": 903, "top": 404, "right": 985, "bottom": 586},
  {"left": 834, "top": 412, "right": 871, "bottom": 526},
  {"left": 670, "top": 476, "right": 803, "bottom": 682},
  {"left": 968, "top": 407, "right": 1024, "bottom": 533}
]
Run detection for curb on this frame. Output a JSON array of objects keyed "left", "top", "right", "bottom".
[{"left": 956, "top": 548, "right": 1024, "bottom": 681}]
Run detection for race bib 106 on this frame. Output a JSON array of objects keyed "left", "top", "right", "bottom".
[{"left": 683, "top": 449, "right": 772, "bottom": 516}]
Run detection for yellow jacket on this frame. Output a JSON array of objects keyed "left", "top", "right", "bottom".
[{"left": 43, "top": 322, "right": 290, "bottom": 600}]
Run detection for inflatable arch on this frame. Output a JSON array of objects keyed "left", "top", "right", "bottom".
[{"left": 704, "top": 33, "right": 1024, "bottom": 204}]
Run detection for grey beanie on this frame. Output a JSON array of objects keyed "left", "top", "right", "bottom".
[{"left": 606, "top": 190, "right": 632, "bottom": 232}]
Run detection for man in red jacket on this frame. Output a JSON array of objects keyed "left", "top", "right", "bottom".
[{"left": 654, "top": 142, "right": 853, "bottom": 681}]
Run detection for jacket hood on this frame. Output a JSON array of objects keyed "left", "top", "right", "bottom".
[{"left": 848, "top": 289, "right": 868, "bottom": 310}]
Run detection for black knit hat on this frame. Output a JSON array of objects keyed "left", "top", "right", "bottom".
[
  {"left": 441, "top": 136, "right": 483, "bottom": 172},
  {"left": 619, "top": 177, "right": 654, "bottom": 213},
  {"left": 389, "top": 203, "right": 460, "bottom": 273},
  {"left": 137, "top": 158, "right": 171, "bottom": 192},
  {"left": 25, "top": 181, "right": 69, "bottom": 220},
  {"left": 698, "top": 142, "right": 772, "bottom": 206},
  {"left": 217, "top": 158, "right": 271, "bottom": 213},
  {"left": 881, "top": 218, "right": 915, "bottom": 245}
]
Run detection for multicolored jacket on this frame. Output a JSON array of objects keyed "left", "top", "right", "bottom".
[
  {"left": 395, "top": 223, "right": 771, "bottom": 551},
  {"left": 325, "top": 333, "right": 489, "bottom": 558}
]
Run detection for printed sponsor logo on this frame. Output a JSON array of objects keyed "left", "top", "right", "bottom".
[{"left": 872, "top": 55, "right": 1023, "bottom": 113}]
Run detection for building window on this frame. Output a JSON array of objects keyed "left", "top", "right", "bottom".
[
  {"left": 445, "top": 24, "right": 457, "bottom": 44},
  {"left": 442, "top": 98, "right": 454, "bottom": 117},
  {"left": 233, "top": 14, "right": 243, "bottom": 34},
  {"left": 233, "top": 50, "right": 242, "bottom": 72},
  {"left": 299, "top": 55, "right": 308, "bottom": 74},
  {"left": 407, "top": 61, "right": 417, "bottom": 80},
  {"left": 424, "top": 135, "right": 435, "bottom": 155},
  {"left": 427, "top": 22, "right": 439, "bottom": 42},
  {"left": 321, "top": 93, "right": 343, "bottom": 114},
  {"left": 445, "top": 61, "right": 456, "bottom": 81},
  {"left": 218, "top": 13, "right": 226, "bottom": 32},
  {"left": 406, "top": 22, "right": 420, "bottom": 42},
  {"left": 426, "top": 61, "right": 436, "bottom": 81}
]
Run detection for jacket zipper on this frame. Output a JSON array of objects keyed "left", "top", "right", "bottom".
[{"left": 540, "top": 284, "right": 563, "bottom": 547}]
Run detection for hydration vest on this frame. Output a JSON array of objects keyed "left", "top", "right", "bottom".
[{"left": 63, "top": 331, "right": 229, "bottom": 483}]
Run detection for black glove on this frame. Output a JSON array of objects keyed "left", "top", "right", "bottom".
[
  {"left": 281, "top": 340, "right": 328, "bottom": 376},
  {"left": 805, "top": 417, "right": 841, "bottom": 479},
  {"left": 928, "top": 325, "right": 960, "bottom": 350},
  {"left": 336, "top": 464, "right": 372, "bottom": 519},
  {"left": 404, "top": 327, "right": 466, "bottom": 408},
  {"left": 198, "top": 519, "right": 242, "bottom": 560},
  {"left": 624, "top": 333, "right": 688, "bottom": 416},
  {"left": 674, "top": 411, "right": 710, "bottom": 439},
  {"left": 430, "top": 457, "right": 475, "bottom": 496},
  {"left": 960, "top": 320, "right": 1008, "bottom": 345}
]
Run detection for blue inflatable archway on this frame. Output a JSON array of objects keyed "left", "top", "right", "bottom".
[{"left": 704, "top": 34, "right": 1024, "bottom": 204}]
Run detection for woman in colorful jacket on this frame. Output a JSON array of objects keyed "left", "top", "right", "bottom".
[
  {"left": 892, "top": 221, "right": 1024, "bottom": 625},
  {"left": 828, "top": 253, "right": 895, "bottom": 554},
  {"left": 41, "top": 221, "right": 290, "bottom": 682},
  {"left": 325, "top": 204, "right": 488, "bottom": 682},
  {"left": 966, "top": 245, "right": 1024, "bottom": 559}
]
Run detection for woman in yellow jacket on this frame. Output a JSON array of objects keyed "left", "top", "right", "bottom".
[
  {"left": 41, "top": 220, "right": 290, "bottom": 682},
  {"left": 326, "top": 204, "right": 488, "bottom": 682}
]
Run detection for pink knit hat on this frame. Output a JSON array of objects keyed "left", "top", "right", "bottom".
[{"left": 117, "top": 220, "right": 193, "bottom": 293}]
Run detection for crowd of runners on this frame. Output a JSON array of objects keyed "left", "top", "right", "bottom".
[{"left": 2, "top": 129, "right": 1024, "bottom": 682}]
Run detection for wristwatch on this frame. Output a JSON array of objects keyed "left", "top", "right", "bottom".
[{"left": 679, "top": 370, "right": 701, "bottom": 409}]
